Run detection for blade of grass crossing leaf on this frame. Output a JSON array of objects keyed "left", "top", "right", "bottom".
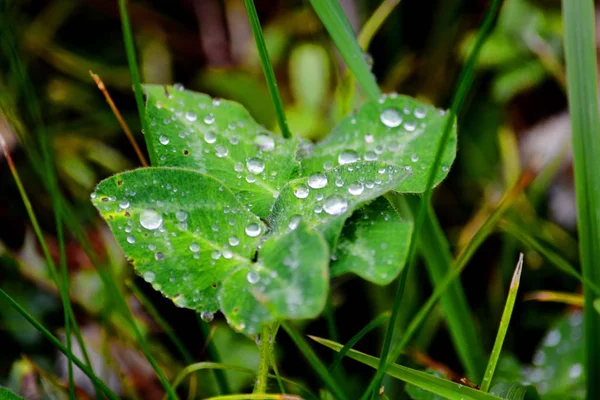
[
  {"left": 561, "top": 1, "right": 600, "bottom": 398},
  {"left": 197, "top": 315, "right": 231, "bottom": 395},
  {"left": 281, "top": 322, "right": 348, "bottom": 400},
  {"left": 480, "top": 254, "right": 523, "bottom": 392},
  {"left": 325, "top": 311, "right": 390, "bottom": 373},
  {"left": 0, "top": 289, "right": 120, "bottom": 400},
  {"left": 524, "top": 291, "right": 584, "bottom": 306},
  {"left": 308, "top": 0, "right": 487, "bottom": 383},
  {"left": 367, "top": 2, "right": 503, "bottom": 396},
  {"left": 118, "top": 0, "right": 157, "bottom": 164},
  {"left": 308, "top": 0, "right": 380, "bottom": 100},
  {"left": 243, "top": 0, "right": 291, "bottom": 138}
]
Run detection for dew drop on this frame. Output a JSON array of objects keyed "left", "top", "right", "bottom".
[
  {"left": 294, "top": 184, "right": 309, "bottom": 199},
  {"left": 127, "top": 235, "right": 135, "bottom": 244},
  {"left": 323, "top": 161, "right": 333, "bottom": 171},
  {"left": 143, "top": 271, "right": 156, "bottom": 283},
  {"left": 176, "top": 210, "right": 188, "bottom": 222},
  {"left": 159, "top": 135, "right": 170, "bottom": 145},
  {"left": 414, "top": 107, "right": 427, "bottom": 119},
  {"left": 119, "top": 200, "right": 130, "bottom": 209},
  {"left": 204, "top": 113, "right": 215, "bottom": 125},
  {"left": 364, "top": 151, "right": 378, "bottom": 161},
  {"left": 365, "top": 134, "right": 374, "bottom": 143},
  {"left": 234, "top": 162, "right": 244, "bottom": 172},
  {"left": 245, "top": 223, "right": 262, "bottom": 237},
  {"left": 288, "top": 215, "right": 302, "bottom": 230},
  {"left": 140, "top": 210, "right": 163, "bottom": 230},
  {"left": 338, "top": 150, "right": 360, "bottom": 165},
  {"left": 307, "top": 173, "right": 328, "bottom": 189},
  {"left": 404, "top": 121, "right": 417, "bottom": 132},
  {"left": 228, "top": 236, "right": 240, "bottom": 246},
  {"left": 204, "top": 131, "right": 217, "bottom": 143},
  {"left": 215, "top": 145, "right": 229, "bottom": 158},
  {"left": 380, "top": 108, "right": 402, "bottom": 127},
  {"left": 189, "top": 242, "right": 200, "bottom": 252},
  {"left": 246, "top": 157, "right": 265, "bottom": 174},
  {"left": 247, "top": 270, "right": 260, "bottom": 284},
  {"left": 348, "top": 182, "right": 364, "bottom": 196},
  {"left": 411, "top": 154, "right": 419, "bottom": 162},
  {"left": 323, "top": 195, "right": 348, "bottom": 215},
  {"left": 200, "top": 311, "right": 214, "bottom": 322},
  {"left": 185, "top": 111, "right": 197, "bottom": 121},
  {"left": 255, "top": 134, "right": 275, "bottom": 152},
  {"left": 155, "top": 252, "right": 165, "bottom": 261}
]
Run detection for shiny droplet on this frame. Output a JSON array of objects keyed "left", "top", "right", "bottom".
[
  {"left": 189, "top": 242, "right": 200, "bottom": 252},
  {"left": 288, "top": 215, "right": 302, "bottom": 230},
  {"left": 348, "top": 182, "right": 364, "bottom": 196},
  {"left": 140, "top": 210, "right": 162, "bottom": 230},
  {"left": 323, "top": 195, "right": 348, "bottom": 215},
  {"left": 338, "top": 150, "right": 360, "bottom": 165},
  {"left": 380, "top": 108, "right": 402, "bottom": 127},
  {"left": 159, "top": 135, "right": 170, "bottom": 145},
  {"left": 247, "top": 270, "right": 260, "bottom": 284},
  {"left": 411, "top": 154, "right": 419, "bottom": 162},
  {"left": 215, "top": 145, "right": 228, "bottom": 158},
  {"left": 204, "top": 113, "right": 215, "bottom": 124},
  {"left": 246, "top": 158, "right": 265, "bottom": 174},
  {"left": 119, "top": 200, "right": 130, "bottom": 209},
  {"left": 294, "top": 184, "right": 309, "bottom": 199},
  {"left": 307, "top": 173, "right": 328, "bottom": 189},
  {"left": 245, "top": 223, "right": 262, "bottom": 237},
  {"left": 143, "top": 271, "right": 156, "bottom": 282},
  {"left": 200, "top": 311, "right": 214, "bottom": 322},
  {"left": 185, "top": 111, "right": 197, "bottom": 121},
  {"left": 255, "top": 135, "right": 275, "bottom": 152},
  {"left": 229, "top": 236, "right": 240, "bottom": 246},
  {"left": 126, "top": 235, "right": 135, "bottom": 244},
  {"left": 204, "top": 131, "right": 217, "bottom": 143},
  {"left": 176, "top": 210, "right": 188, "bottom": 221}
]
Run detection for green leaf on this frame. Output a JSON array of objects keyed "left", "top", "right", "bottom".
[
  {"left": 405, "top": 370, "right": 446, "bottom": 400},
  {"left": 310, "top": 336, "right": 502, "bottom": 400},
  {"left": 490, "top": 383, "right": 541, "bottom": 400},
  {"left": 331, "top": 197, "right": 413, "bottom": 285},
  {"left": 268, "top": 161, "right": 411, "bottom": 246},
  {"left": 0, "top": 387, "right": 25, "bottom": 400},
  {"left": 299, "top": 95, "right": 456, "bottom": 193},
  {"left": 220, "top": 221, "right": 329, "bottom": 334},
  {"left": 144, "top": 84, "right": 301, "bottom": 218},
  {"left": 91, "top": 167, "right": 265, "bottom": 314}
]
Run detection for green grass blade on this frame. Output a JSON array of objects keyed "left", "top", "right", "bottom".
[
  {"left": 203, "top": 395, "right": 301, "bottom": 400},
  {"left": 281, "top": 322, "right": 348, "bottom": 400},
  {"left": 561, "top": 1, "right": 600, "bottom": 398},
  {"left": 326, "top": 311, "right": 390, "bottom": 373},
  {"left": 357, "top": 0, "right": 402, "bottom": 50},
  {"left": 311, "top": 337, "right": 503, "bottom": 400},
  {"left": 308, "top": 0, "right": 380, "bottom": 100},
  {"left": 480, "top": 254, "right": 523, "bottom": 392},
  {"left": 117, "top": 0, "right": 156, "bottom": 164},
  {"left": 0, "top": 289, "right": 120, "bottom": 400},
  {"left": 197, "top": 315, "right": 231, "bottom": 395},
  {"left": 243, "top": 0, "right": 291, "bottom": 138}
]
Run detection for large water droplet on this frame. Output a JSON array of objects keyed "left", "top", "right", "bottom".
[
  {"left": 414, "top": 107, "right": 427, "bottom": 119},
  {"left": 185, "top": 111, "right": 197, "bottom": 121},
  {"left": 176, "top": 210, "right": 188, "bottom": 222},
  {"left": 246, "top": 157, "right": 265, "bottom": 174},
  {"left": 255, "top": 135, "right": 275, "bottom": 152},
  {"left": 189, "top": 242, "right": 200, "bottom": 252},
  {"left": 247, "top": 270, "right": 260, "bottom": 284},
  {"left": 159, "top": 135, "right": 170, "bottom": 145},
  {"left": 380, "top": 108, "right": 402, "bottom": 127},
  {"left": 204, "top": 131, "right": 216, "bottom": 143},
  {"left": 338, "top": 150, "right": 360, "bottom": 165},
  {"left": 127, "top": 235, "right": 136, "bottom": 244},
  {"left": 411, "top": 154, "right": 419, "bottom": 162},
  {"left": 294, "top": 184, "right": 309, "bottom": 199},
  {"left": 308, "top": 173, "right": 328, "bottom": 189},
  {"left": 288, "top": 215, "right": 302, "bottom": 230},
  {"left": 140, "top": 210, "right": 163, "bottom": 230},
  {"left": 229, "top": 236, "right": 240, "bottom": 246},
  {"left": 348, "top": 182, "right": 364, "bottom": 196},
  {"left": 215, "top": 145, "right": 229, "bottom": 158},
  {"left": 143, "top": 271, "right": 156, "bottom": 283},
  {"left": 119, "top": 200, "right": 130, "bottom": 209},
  {"left": 245, "top": 223, "right": 262, "bottom": 237},
  {"left": 364, "top": 151, "right": 378, "bottom": 161},
  {"left": 323, "top": 195, "right": 348, "bottom": 215}
]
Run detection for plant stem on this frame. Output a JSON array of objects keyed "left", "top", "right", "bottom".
[
  {"left": 243, "top": 0, "right": 291, "bottom": 139},
  {"left": 561, "top": 1, "right": 600, "bottom": 398},
  {"left": 254, "top": 323, "right": 273, "bottom": 395},
  {"left": 118, "top": 0, "right": 157, "bottom": 164}
]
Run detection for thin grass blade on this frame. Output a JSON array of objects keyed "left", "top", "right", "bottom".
[{"left": 480, "top": 254, "right": 523, "bottom": 392}]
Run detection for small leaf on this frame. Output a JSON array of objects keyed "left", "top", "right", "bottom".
[
  {"left": 91, "top": 167, "right": 265, "bottom": 313},
  {"left": 490, "top": 383, "right": 541, "bottom": 400},
  {"left": 331, "top": 197, "right": 413, "bottom": 285},
  {"left": 220, "top": 221, "right": 329, "bottom": 335},
  {"left": 0, "top": 387, "right": 25, "bottom": 400},
  {"left": 144, "top": 85, "right": 301, "bottom": 218},
  {"left": 299, "top": 95, "right": 456, "bottom": 193},
  {"left": 268, "top": 161, "right": 411, "bottom": 246}
]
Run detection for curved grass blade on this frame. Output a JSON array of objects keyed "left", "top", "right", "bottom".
[
  {"left": 311, "top": 337, "right": 503, "bottom": 400},
  {"left": 480, "top": 254, "right": 523, "bottom": 392}
]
